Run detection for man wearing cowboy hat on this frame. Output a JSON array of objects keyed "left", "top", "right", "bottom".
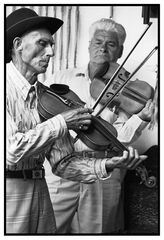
[{"left": 6, "top": 7, "right": 94, "bottom": 234}]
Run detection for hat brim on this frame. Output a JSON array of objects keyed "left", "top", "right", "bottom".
[{"left": 6, "top": 16, "right": 63, "bottom": 62}]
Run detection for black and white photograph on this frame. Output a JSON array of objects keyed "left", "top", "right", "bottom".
[{"left": 3, "top": 2, "right": 160, "bottom": 237}]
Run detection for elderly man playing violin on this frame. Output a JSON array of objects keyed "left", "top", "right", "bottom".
[
  {"left": 44, "top": 18, "right": 154, "bottom": 234},
  {"left": 6, "top": 7, "right": 95, "bottom": 234},
  {"left": 6, "top": 8, "right": 148, "bottom": 234}
]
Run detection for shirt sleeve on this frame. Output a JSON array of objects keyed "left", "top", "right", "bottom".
[
  {"left": 7, "top": 110, "right": 67, "bottom": 165},
  {"left": 113, "top": 114, "right": 148, "bottom": 144},
  {"left": 52, "top": 154, "right": 112, "bottom": 183},
  {"left": 47, "top": 133, "right": 112, "bottom": 183}
]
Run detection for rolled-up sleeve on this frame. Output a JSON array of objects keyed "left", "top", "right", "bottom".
[
  {"left": 48, "top": 135, "right": 112, "bottom": 183},
  {"left": 114, "top": 114, "right": 148, "bottom": 144},
  {"left": 53, "top": 154, "right": 112, "bottom": 183}
]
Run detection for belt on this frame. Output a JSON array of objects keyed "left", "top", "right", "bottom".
[
  {"left": 6, "top": 168, "right": 45, "bottom": 180},
  {"left": 73, "top": 150, "right": 119, "bottom": 159}
]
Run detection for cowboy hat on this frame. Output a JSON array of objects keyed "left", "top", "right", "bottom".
[{"left": 6, "top": 7, "right": 63, "bottom": 62}]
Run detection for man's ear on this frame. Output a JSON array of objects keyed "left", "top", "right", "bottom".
[
  {"left": 118, "top": 45, "right": 123, "bottom": 58},
  {"left": 12, "top": 37, "right": 23, "bottom": 51}
]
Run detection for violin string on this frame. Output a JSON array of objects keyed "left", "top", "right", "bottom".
[
  {"left": 122, "top": 90, "right": 147, "bottom": 104},
  {"left": 123, "top": 86, "right": 149, "bottom": 102},
  {"left": 111, "top": 80, "right": 149, "bottom": 102},
  {"left": 47, "top": 89, "right": 84, "bottom": 107}
]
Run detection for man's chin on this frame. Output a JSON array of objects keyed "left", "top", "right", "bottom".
[
  {"left": 94, "top": 56, "right": 109, "bottom": 64},
  {"left": 38, "top": 66, "right": 47, "bottom": 73},
  {"left": 93, "top": 59, "right": 109, "bottom": 64}
]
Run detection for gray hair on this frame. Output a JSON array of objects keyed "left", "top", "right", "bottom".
[{"left": 89, "top": 18, "right": 126, "bottom": 46}]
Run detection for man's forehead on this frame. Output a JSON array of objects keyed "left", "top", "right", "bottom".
[
  {"left": 93, "top": 29, "right": 118, "bottom": 39},
  {"left": 23, "top": 28, "right": 54, "bottom": 41}
]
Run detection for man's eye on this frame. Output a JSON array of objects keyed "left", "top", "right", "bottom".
[
  {"left": 39, "top": 40, "right": 47, "bottom": 47},
  {"left": 107, "top": 42, "right": 117, "bottom": 48},
  {"left": 95, "top": 41, "right": 101, "bottom": 45}
]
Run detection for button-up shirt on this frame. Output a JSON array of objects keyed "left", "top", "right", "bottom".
[
  {"left": 6, "top": 61, "right": 67, "bottom": 170},
  {"left": 7, "top": 62, "right": 109, "bottom": 183}
]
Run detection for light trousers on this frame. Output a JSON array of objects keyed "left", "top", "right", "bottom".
[
  {"left": 45, "top": 157, "right": 125, "bottom": 234},
  {"left": 6, "top": 178, "right": 56, "bottom": 234}
]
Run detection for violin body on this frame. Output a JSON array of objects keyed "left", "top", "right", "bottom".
[
  {"left": 76, "top": 115, "right": 118, "bottom": 151},
  {"left": 37, "top": 81, "right": 119, "bottom": 151},
  {"left": 37, "top": 81, "right": 85, "bottom": 120},
  {"left": 117, "top": 79, "right": 154, "bottom": 114},
  {"left": 90, "top": 62, "right": 154, "bottom": 114}
]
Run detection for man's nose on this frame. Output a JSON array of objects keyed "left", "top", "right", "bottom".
[
  {"left": 100, "top": 43, "right": 107, "bottom": 52},
  {"left": 46, "top": 45, "right": 54, "bottom": 57}
]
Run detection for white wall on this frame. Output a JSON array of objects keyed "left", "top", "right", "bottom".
[{"left": 76, "top": 6, "right": 158, "bottom": 153}]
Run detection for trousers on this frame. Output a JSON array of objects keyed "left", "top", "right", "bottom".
[
  {"left": 6, "top": 177, "right": 56, "bottom": 234},
  {"left": 45, "top": 159, "right": 126, "bottom": 233}
]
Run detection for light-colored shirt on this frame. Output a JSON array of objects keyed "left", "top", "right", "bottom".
[
  {"left": 7, "top": 61, "right": 67, "bottom": 170},
  {"left": 7, "top": 62, "right": 110, "bottom": 183}
]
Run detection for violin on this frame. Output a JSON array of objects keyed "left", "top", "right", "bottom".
[
  {"left": 37, "top": 81, "right": 118, "bottom": 151},
  {"left": 90, "top": 61, "right": 155, "bottom": 115}
]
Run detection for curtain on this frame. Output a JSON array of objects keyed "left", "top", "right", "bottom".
[{"left": 6, "top": 5, "right": 80, "bottom": 82}]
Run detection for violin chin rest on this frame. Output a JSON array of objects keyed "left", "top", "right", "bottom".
[{"left": 50, "top": 84, "right": 70, "bottom": 95}]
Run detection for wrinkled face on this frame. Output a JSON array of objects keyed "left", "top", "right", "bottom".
[
  {"left": 89, "top": 29, "right": 123, "bottom": 64},
  {"left": 20, "top": 28, "right": 55, "bottom": 74}
]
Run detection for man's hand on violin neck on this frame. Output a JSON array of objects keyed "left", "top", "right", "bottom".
[
  {"left": 61, "top": 107, "right": 93, "bottom": 131},
  {"left": 105, "top": 146, "right": 147, "bottom": 171}
]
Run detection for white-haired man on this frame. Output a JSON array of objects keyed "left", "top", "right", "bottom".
[{"left": 44, "top": 18, "right": 153, "bottom": 233}]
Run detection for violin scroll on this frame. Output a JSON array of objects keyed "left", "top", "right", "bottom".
[{"left": 135, "top": 164, "right": 157, "bottom": 188}]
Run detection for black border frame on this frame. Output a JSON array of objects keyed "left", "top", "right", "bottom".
[{"left": 4, "top": 3, "right": 160, "bottom": 236}]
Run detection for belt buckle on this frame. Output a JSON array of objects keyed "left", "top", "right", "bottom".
[{"left": 32, "top": 169, "right": 43, "bottom": 179}]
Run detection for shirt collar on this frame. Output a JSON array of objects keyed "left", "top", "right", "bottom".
[{"left": 8, "top": 61, "right": 37, "bottom": 100}]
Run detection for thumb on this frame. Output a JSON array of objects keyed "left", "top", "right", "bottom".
[{"left": 139, "top": 155, "right": 148, "bottom": 161}]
